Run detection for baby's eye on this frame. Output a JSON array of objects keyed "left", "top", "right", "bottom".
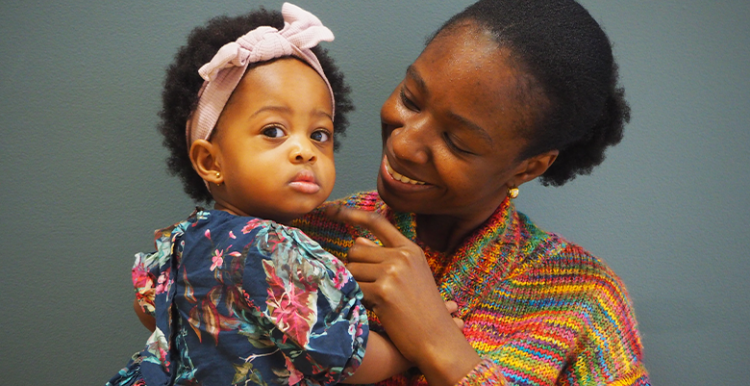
[
  {"left": 310, "top": 129, "right": 331, "bottom": 143},
  {"left": 262, "top": 126, "right": 285, "bottom": 138}
]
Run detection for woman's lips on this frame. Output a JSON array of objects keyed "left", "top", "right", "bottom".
[
  {"left": 289, "top": 170, "right": 320, "bottom": 194},
  {"left": 383, "top": 157, "right": 427, "bottom": 186}
]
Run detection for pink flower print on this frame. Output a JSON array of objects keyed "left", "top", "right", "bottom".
[
  {"left": 332, "top": 264, "right": 352, "bottom": 290},
  {"left": 351, "top": 305, "right": 360, "bottom": 320},
  {"left": 210, "top": 249, "right": 224, "bottom": 271},
  {"left": 284, "top": 355, "right": 304, "bottom": 385},
  {"left": 241, "top": 219, "right": 263, "bottom": 234},
  {"left": 155, "top": 268, "right": 171, "bottom": 295},
  {"left": 204, "top": 229, "right": 211, "bottom": 240},
  {"left": 131, "top": 265, "right": 152, "bottom": 289},
  {"left": 229, "top": 230, "right": 236, "bottom": 239},
  {"left": 158, "top": 347, "right": 168, "bottom": 363},
  {"left": 263, "top": 261, "right": 316, "bottom": 347}
]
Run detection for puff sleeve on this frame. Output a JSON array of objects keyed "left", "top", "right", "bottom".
[{"left": 241, "top": 221, "right": 369, "bottom": 384}]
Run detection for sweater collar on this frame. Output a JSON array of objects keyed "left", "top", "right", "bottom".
[{"left": 383, "top": 196, "right": 527, "bottom": 317}]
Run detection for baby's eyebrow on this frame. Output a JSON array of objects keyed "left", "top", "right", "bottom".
[
  {"left": 311, "top": 109, "right": 333, "bottom": 121},
  {"left": 249, "top": 105, "right": 332, "bottom": 122},
  {"left": 250, "top": 105, "right": 292, "bottom": 118}
]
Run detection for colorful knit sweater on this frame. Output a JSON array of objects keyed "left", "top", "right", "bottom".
[{"left": 294, "top": 191, "right": 650, "bottom": 386}]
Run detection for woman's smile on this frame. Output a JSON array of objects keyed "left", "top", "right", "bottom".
[
  {"left": 383, "top": 157, "right": 426, "bottom": 185},
  {"left": 379, "top": 156, "right": 433, "bottom": 195}
]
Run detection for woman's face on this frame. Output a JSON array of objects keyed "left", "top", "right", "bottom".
[{"left": 377, "top": 23, "right": 537, "bottom": 220}]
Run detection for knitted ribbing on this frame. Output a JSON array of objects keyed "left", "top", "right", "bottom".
[{"left": 294, "top": 191, "right": 650, "bottom": 386}]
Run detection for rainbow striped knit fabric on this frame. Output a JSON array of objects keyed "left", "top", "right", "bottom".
[{"left": 294, "top": 191, "right": 650, "bottom": 386}]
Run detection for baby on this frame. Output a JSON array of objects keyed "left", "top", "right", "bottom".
[{"left": 108, "top": 4, "right": 408, "bottom": 385}]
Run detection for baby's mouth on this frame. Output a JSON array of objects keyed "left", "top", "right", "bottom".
[
  {"left": 289, "top": 170, "right": 320, "bottom": 193},
  {"left": 385, "top": 158, "right": 426, "bottom": 185}
]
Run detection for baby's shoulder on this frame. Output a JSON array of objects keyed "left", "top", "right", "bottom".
[{"left": 198, "top": 211, "right": 334, "bottom": 262}]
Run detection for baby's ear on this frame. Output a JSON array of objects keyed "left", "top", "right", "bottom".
[{"left": 189, "top": 139, "right": 223, "bottom": 186}]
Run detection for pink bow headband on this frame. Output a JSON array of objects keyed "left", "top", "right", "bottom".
[{"left": 186, "top": 2, "right": 335, "bottom": 148}]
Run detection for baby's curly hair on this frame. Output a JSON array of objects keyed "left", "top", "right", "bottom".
[
  {"left": 438, "top": 0, "right": 630, "bottom": 186},
  {"left": 158, "top": 8, "right": 353, "bottom": 203}
]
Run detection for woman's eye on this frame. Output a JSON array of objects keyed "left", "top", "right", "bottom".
[
  {"left": 443, "top": 132, "right": 473, "bottom": 155},
  {"left": 311, "top": 130, "right": 331, "bottom": 143},
  {"left": 262, "top": 126, "right": 285, "bottom": 138},
  {"left": 400, "top": 88, "right": 420, "bottom": 112}
]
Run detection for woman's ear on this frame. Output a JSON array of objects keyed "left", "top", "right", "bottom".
[
  {"left": 189, "top": 139, "right": 223, "bottom": 186},
  {"left": 508, "top": 149, "right": 559, "bottom": 188}
]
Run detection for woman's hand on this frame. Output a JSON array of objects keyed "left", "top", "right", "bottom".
[{"left": 327, "top": 206, "right": 481, "bottom": 386}]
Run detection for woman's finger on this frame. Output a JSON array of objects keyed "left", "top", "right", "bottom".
[
  {"left": 345, "top": 260, "right": 385, "bottom": 283},
  {"left": 444, "top": 300, "right": 458, "bottom": 314},
  {"left": 347, "top": 237, "right": 387, "bottom": 264},
  {"left": 352, "top": 281, "right": 377, "bottom": 309},
  {"left": 354, "top": 237, "right": 379, "bottom": 247},
  {"left": 325, "top": 205, "right": 409, "bottom": 248}
]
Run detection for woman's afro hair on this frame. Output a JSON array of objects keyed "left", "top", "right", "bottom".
[
  {"left": 437, "top": 0, "right": 630, "bottom": 186},
  {"left": 158, "top": 8, "right": 353, "bottom": 203}
]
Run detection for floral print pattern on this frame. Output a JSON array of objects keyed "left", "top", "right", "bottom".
[{"left": 108, "top": 210, "right": 368, "bottom": 386}]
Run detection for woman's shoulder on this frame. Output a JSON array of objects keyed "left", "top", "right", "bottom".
[
  {"left": 505, "top": 212, "right": 648, "bottom": 385},
  {"left": 509, "top": 212, "right": 642, "bottom": 350},
  {"left": 513, "top": 209, "right": 629, "bottom": 297}
]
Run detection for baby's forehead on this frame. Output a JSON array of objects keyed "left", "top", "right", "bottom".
[
  {"left": 217, "top": 59, "right": 334, "bottom": 127},
  {"left": 226, "top": 57, "right": 330, "bottom": 104}
]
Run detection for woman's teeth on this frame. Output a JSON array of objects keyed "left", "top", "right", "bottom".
[{"left": 385, "top": 160, "right": 425, "bottom": 185}]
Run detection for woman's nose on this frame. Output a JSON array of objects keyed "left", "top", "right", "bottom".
[{"left": 390, "top": 117, "right": 430, "bottom": 164}]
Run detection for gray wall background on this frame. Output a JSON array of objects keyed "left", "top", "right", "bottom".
[{"left": 1, "top": 0, "right": 748, "bottom": 384}]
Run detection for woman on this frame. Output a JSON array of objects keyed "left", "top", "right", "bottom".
[{"left": 296, "top": 0, "right": 650, "bottom": 385}]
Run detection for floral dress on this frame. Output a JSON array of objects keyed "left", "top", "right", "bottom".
[{"left": 108, "top": 210, "right": 368, "bottom": 386}]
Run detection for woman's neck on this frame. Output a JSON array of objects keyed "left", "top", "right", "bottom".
[{"left": 415, "top": 212, "right": 491, "bottom": 254}]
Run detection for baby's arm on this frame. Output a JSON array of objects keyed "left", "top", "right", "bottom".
[
  {"left": 342, "top": 331, "right": 411, "bottom": 384},
  {"left": 133, "top": 298, "right": 156, "bottom": 332}
]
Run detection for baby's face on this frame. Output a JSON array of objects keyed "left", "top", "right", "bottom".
[{"left": 210, "top": 57, "right": 335, "bottom": 223}]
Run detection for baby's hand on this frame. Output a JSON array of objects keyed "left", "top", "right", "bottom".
[{"left": 444, "top": 300, "right": 464, "bottom": 330}]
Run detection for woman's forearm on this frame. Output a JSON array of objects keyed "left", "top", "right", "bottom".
[{"left": 407, "top": 313, "right": 483, "bottom": 386}]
